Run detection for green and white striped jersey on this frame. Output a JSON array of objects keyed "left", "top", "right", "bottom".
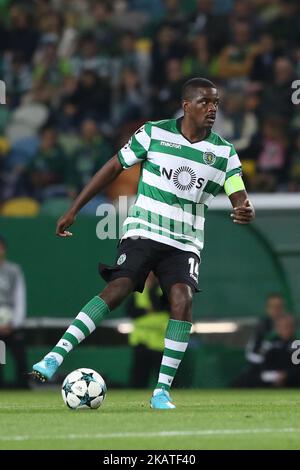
[{"left": 117, "top": 118, "right": 242, "bottom": 257}]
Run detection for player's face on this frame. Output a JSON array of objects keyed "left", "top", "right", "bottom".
[{"left": 184, "top": 87, "right": 219, "bottom": 129}]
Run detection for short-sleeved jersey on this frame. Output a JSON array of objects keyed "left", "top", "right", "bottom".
[{"left": 118, "top": 118, "right": 242, "bottom": 257}]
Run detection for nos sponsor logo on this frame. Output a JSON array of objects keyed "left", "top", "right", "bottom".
[{"left": 162, "top": 166, "right": 204, "bottom": 190}]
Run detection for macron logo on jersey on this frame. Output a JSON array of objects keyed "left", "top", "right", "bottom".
[{"left": 160, "top": 141, "right": 182, "bottom": 150}]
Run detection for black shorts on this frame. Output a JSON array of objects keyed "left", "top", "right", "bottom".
[{"left": 99, "top": 237, "right": 201, "bottom": 294}]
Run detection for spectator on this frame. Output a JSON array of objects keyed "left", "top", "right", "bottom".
[
  {"left": 230, "top": 0, "right": 262, "bottom": 38},
  {"left": 267, "top": 0, "right": 300, "bottom": 49},
  {"left": 153, "top": 58, "right": 185, "bottom": 118},
  {"left": 70, "top": 32, "right": 112, "bottom": 79},
  {"left": 214, "top": 88, "right": 258, "bottom": 154},
  {"left": 69, "top": 70, "right": 111, "bottom": 124},
  {"left": 150, "top": 23, "right": 186, "bottom": 89},
  {"left": 7, "top": 4, "right": 39, "bottom": 62},
  {"left": 113, "top": 68, "right": 145, "bottom": 126},
  {"left": 218, "top": 20, "right": 257, "bottom": 80},
  {"left": 0, "top": 235, "right": 28, "bottom": 389},
  {"left": 3, "top": 52, "right": 32, "bottom": 108},
  {"left": 250, "top": 33, "right": 280, "bottom": 84},
  {"left": 253, "top": 117, "right": 289, "bottom": 192},
  {"left": 92, "top": 1, "right": 117, "bottom": 52},
  {"left": 246, "top": 293, "right": 287, "bottom": 366},
  {"left": 113, "top": 31, "right": 150, "bottom": 93},
  {"left": 182, "top": 34, "right": 211, "bottom": 79},
  {"left": 234, "top": 314, "right": 300, "bottom": 388},
  {"left": 260, "top": 56, "right": 296, "bottom": 121},
  {"left": 159, "top": 0, "right": 188, "bottom": 31},
  {"left": 33, "top": 34, "right": 72, "bottom": 103},
  {"left": 188, "top": 0, "right": 229, "bottom": 54},
  {"left": 67, "top": 119, "right": 113, "bottom": 198}
]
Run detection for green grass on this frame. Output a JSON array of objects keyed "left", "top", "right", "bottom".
[{"left": 0, "top": 389, "right": 300, "bottom": 450}]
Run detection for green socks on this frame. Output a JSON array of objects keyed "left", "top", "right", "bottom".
[
  {"left": 47, "top": 296, "right": 110, "bottom": 365},
  {"left": 155, "top": 319, "right": 192, "bottom": 392}
]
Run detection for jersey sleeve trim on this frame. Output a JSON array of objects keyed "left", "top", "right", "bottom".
[{"left": 117, "top": 150, "right": 130, "bottom": 169}]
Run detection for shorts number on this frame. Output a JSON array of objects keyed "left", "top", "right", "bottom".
[{"left": 188, "top": 257, "right": 199, "bottom": 279}]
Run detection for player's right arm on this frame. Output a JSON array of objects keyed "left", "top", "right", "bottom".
[{"left": 56, "top": 155, "right": 123, "bottom": 237}]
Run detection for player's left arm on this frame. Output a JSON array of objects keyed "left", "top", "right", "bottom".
[
  {"left": 229, "top": 187, "right": 255, "bottom": 224},
  {"left": 224, "top": 145, "right": 255, "bottom": 225}
]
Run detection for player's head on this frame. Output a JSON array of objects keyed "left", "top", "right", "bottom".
[
  {"left": 0, "top": 235, "right": 7, "bottom": 263},
  {"left": 182, "top": 78, "right": 219, "bottom": 130},
  {"left": 266, "top": 293, "right": 285, "bottom": 320}
]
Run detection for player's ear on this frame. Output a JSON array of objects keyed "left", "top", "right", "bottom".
[{"left": 183, "top": 100, "right": 190, "bottom": 114}]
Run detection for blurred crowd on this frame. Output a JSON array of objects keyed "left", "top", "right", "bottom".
[
  {"left": 1, "top": 0, "right": 300, "bottom": 213},
  {"left": 234, "top": 294, "right": 300, "bottom": 388}
]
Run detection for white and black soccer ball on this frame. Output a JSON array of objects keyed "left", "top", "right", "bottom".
[{"left": 61, "top": 368, "right": 107, "bottom": 410}]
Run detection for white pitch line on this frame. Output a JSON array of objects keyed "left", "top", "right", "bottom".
[{"left": 1, "top": 428, "right": 300, "bottom": 442}]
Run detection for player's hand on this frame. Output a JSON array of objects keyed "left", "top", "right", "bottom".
[
  {"left": 231, "top": 199, "right": 255, "bottom": 225},
  {"left": 56, "top": 211, "right": 76, "bottom": 237}
]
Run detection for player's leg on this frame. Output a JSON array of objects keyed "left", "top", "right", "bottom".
[
  {"left": 150, "top": 283, "right": 193, "bottom": 409},
  {"left": 150, "top": 249, "right": 199, "bottom": 409},
  {"left": 31, "top": 277, "right": 134, "bottom": 381},
  {"left": 32, "top": 238, "right": 155, "bottom": 381}
]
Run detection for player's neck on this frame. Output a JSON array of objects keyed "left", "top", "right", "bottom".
[{"left": 179, "top": 117, "right": 209, "bottom": 143}]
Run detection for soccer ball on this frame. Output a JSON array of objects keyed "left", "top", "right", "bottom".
[{"left": 61, "top": 368, "right": 107, "bottom": 410}]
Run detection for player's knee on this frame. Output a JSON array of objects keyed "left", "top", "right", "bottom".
[
  {"left": 169, "top": 283, "right": 193, "bottom": 321},
  {"left": 99, "top": 277, "right": 134, "bottom": 310}
]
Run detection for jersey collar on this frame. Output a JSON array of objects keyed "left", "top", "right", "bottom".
[{"left": 176, "top": 117, "right": 212, "bottom": 144}]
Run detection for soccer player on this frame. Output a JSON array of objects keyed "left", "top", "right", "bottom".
[{"left": 31, "top": 78, "right": 255, "bottom": 409}]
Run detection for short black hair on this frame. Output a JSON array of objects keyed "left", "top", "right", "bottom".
[{"left": 182, "top": 77, "right": 217, "bottom": 101}]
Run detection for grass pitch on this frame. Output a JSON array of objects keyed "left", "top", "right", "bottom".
[{"left": 0, "top": 389, "right": 300, "bottom": 450}]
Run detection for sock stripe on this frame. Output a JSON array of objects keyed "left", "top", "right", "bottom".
[
  {"left": 165, "top": 338, "right": 188, "bottom": 352},
  {"left": 157, "top": 372, "right": 173, "bottom": 387},
  {"left": 63, "top": 332, "right": 79, "bottom": 346},
  {"left": 67, "top": 325, "right": 85, "bottom": 342},
  {"left": 73, "top": 319, "right": 90, "bottom": 338},
  {"left": 164, "top": 347, "right": 184, "bottom": 360},
  {"left": 155, "top": 319, "right": 192, "bottom": 392},
  {"left": 160, "top": 364, "right": 178, "bottom": 377},
  {"left": 56, "top": 339, "right": 73, "bottom": 353},
  {"left": 77, "top": 312, "right": 96, "bottom": 333},
  {"left": 52, "top": 346, "right": 68, "bottom": 358},
  {"left": 48, "top": 296, "right": 110, "bottom": 369},
  {"left": 162, "top": 356, "right": 181, "bottom": 369}
]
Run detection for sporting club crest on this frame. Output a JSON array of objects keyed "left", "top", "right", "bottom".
[{"left": 203, "top": 151, "right": 216, "bottom": 166}]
